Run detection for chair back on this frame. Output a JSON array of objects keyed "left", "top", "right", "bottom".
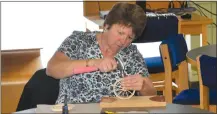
[
  {"left": 198, "top": 55, "right": 217, "bottom": 89},
  {"left": 161, "top": 34, "right": 188, "bottom": 68},
  {"left": 133, "top": 13, "right": 178, "bottom": 43},
  {"left": 133, "top": 13, "right": 179, "bottom": 74},
  {"left": 16, "top": 68, "right": 60, "bottom": 111}
]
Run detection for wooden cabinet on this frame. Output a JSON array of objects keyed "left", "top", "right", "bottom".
[{"left": 1, "top": 48, "right": 42, "bottom": 113}]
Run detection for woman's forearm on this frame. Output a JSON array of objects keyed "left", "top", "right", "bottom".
[
  {"left": 139, "top": 77, "right": 157, "bottom": 96},
  {"left": 46, "top": 58, "right": 88, "bottom": 79},
  {"left": 46, "top": 51, "right": 100, "bottom": 79}
]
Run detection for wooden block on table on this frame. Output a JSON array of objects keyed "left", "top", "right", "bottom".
[{"left": 100, "top": 96, "right": 166, "bottom": 112}]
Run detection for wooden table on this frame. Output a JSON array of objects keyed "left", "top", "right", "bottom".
[
  {"left": 178, "top": 13, "right": 213, "bottom": 46},
  {"left": 14, "top": 103, "right": 213, "bottom": 113},
  {"left": 84, "top": 13, "right": 213, "bottom": 46},
  {"left": 186, "top": 44, "right": 216, "bottom": 66}
]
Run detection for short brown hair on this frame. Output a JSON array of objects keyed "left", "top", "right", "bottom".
[{"left": 104, "top": 2, "right": 147, "bottom": 39}]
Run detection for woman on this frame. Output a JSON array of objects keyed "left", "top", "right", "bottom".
[{"left": 46, "top": 2, "right": 156, "bottom": 104}]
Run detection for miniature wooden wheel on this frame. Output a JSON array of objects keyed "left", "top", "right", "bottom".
[{"left": 113, "top": 79, "right": 135, "bottom": 100}]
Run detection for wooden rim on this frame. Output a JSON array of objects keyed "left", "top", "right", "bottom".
[
  {"left": 186, "top": 44, "right": 216, "bottom": 67},
  {"left": 186, "top": 54, "right": 197, "bottom": 67}
]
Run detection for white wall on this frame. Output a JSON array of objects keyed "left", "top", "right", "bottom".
[{"left": 2, "top": 2, "right": 85, "bottom": 67}]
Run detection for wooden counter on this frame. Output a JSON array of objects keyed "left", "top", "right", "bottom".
[{"left": 1, "top": 48, "right": 43, "bottom": 113}]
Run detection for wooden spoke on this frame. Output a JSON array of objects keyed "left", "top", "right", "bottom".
[
  {"left": 118, "top": 90, "right": 123, "bottom": 96},
  {"left": 115, "top": 84, "right": 122, "bottom": 90},
  {"left": 127, "top": 91, "right": 133, "bottom": 94},
  {"left": 125, "top": 91, "right": 129, "bottom": 97}
]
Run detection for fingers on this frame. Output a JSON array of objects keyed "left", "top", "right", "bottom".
[
  {"left": 102, "top": 64, "right": 111, "bottom": 72},
  {"left": 121, "top": 75, "right": 144, "bottom": 90},
  {"left": 121, "top": 81, "right": 142, "bottom": 90},
  {"left": 98, "top": 57, "right": 117, "bottom": 72}
]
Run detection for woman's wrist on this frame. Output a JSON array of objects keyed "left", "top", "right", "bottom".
[
  {"left": 86, "top": 59, "right": 95, "bottom": 67},
  {"left": 139, "top": 78, "right": 156, "bottom": 96}
]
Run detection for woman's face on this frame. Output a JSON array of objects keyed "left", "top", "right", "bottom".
[{"left": 104, "top": 24, "right": 135, "bottom": 52}]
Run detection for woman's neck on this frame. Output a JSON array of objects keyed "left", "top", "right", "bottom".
[{"left": 97, "top": 33, "right": 116, "bottom": 57}]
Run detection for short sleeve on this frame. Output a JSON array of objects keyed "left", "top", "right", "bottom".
[
  {"left": 57, "top": 31, "right": 82, "bottom": 60},
  {"left": 124, "top": 45, "right": 150, "bottom": 77}
]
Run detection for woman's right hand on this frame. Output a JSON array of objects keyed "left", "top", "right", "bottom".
[{"left": 89, "top": 57, "right": 117, "bottom": 72}]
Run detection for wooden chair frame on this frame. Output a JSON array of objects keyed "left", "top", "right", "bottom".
[
  {"left": 196, "top": 55, "right": 209, "bottom": 110},
  {"left": 159, "top": 44, "right": 189, "bottom": 103}
]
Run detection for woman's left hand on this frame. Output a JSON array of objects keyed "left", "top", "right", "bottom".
[{"left": 121, "top": 74, "right": 144, "bottom": 91}]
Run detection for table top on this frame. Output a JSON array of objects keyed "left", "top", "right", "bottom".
[
  {"left": 178, "top": 13, "right": 213, "bottom": 25},
  {"left": 14, "top": 103, "right": 213, "bottom": 113},
  {"left": 186, "top": 44, "right": 216, "bottom": 66}
]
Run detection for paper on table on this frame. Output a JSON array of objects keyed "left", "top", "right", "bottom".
[
  {"left": 36, "top": 104, "right": 56, "bottom": 113},
  {"left": 36, "top": 104, "right": 75, "bottom": 113}
]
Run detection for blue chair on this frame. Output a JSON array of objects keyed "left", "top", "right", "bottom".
[
  {"left": 133, "top": 13, "right": 179, "bottom": 95},
  {"left": 159, "top": 34, "right": 190, "bottom": 103},
  {"left": 173, "top": 55, "right": 217, "bottom": 112}
]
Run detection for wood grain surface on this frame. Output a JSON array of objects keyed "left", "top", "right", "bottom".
[{"left": 100, "top": 96, "right": 166, "bottom": 110}]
